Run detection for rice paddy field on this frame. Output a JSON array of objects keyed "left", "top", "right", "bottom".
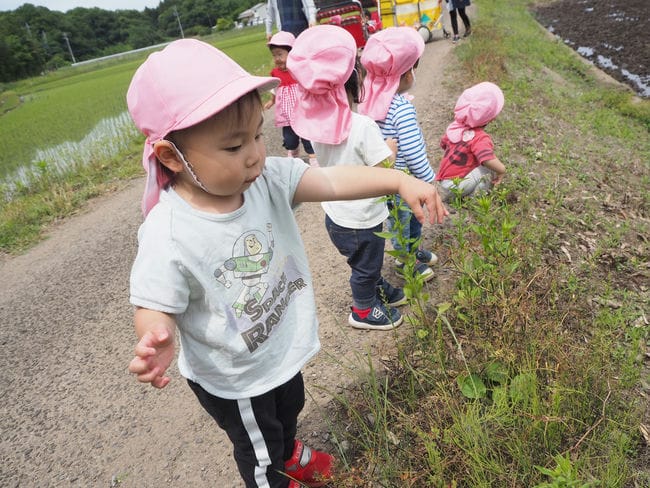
[{"left": 0, "top": 26, "right": 271, "bottom": 199}]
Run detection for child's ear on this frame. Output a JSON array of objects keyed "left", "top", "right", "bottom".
[{"left": 153, "top": 140, "right": 184, "bottom": 174}]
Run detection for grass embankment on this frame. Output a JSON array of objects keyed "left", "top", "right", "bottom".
[
  {"left": 328, "top": 0, "right": 649, "bottom": 486},
  {"left": 0, "top": 26, "right": 270, "bottom": 254}
]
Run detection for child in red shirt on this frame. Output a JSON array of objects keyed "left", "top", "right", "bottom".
[
  {"left": 264, "top": 31, "right": 319, "bottom": 167},
  {"left": 435, "top": 82, "right": 506, "bottom": 200}
]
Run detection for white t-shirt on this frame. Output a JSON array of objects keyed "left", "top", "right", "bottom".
[
  {"left": 314, "top": 112, "right": 393, "bottom": 229},
  {"left": 130, "top": 157, "right": 319, "bottom": 400}
]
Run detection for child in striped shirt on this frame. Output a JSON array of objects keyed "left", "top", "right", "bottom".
[{"left": 359, "top": 27, "right": 438, "bottom": 281}]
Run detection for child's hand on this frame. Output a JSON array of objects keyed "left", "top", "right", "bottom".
[
  {"left": 263, "top": 99, "right": 274, "bottom": 110},
  {"left": 492, "top": 172, "right": 505, "bottom": 186},
  {"left": 483, "top": 158, "right": 505, "bottom": 186},
  {"left": 398, "top": 174, "right": 449, "bottom": 225},
  {"left": 129, "top": 326, "right": 175, "bottom": 389}
]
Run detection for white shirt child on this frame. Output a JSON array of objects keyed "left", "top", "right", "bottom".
[
  {"left": 130, "top": 157, "right": 320, "bottom": 400},
  {"left": 315, "top": 113, "right": 393, "bottom": 229}
]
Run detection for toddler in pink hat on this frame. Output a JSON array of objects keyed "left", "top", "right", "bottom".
[
  {"left": 435, "top": 81, "right": 506, "bottom": 200},
  {"left": 264, "top": 31, "right": 318, "bottom": 166},
  {"left": 288, "top": 25, "right": 447, "bottom": 331},
  {"left": 359, "top": 26, "right": 439, "bottom": 282},
  {"left": 126, "top": 38, "right": 447, "bottom": 488}
]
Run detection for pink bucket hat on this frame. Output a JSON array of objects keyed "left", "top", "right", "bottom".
[
  {"left": 358, "top": 26, "right": 425, "bottom": 121},
  {"left": 127, "top": 39, "right": 278, "bottom": 216},
  {"left": 267, "top": 31, "right": 295, "bottom": 48},
  {"left": 446, "top": 82, "right": 504, "bottom": 143},
  {"left": 286, "top": 25, "right": 357, "bottom": 144}
]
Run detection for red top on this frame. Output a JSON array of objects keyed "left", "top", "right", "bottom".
[
  {"left": 271, "top": 67, "right": 296, "bottom": 87},
  {"left": 435, "top": 128, "right": 495, "bottom": 180},
  {"left": 270, "top": 67, "right": 299, "bottom": 127}
]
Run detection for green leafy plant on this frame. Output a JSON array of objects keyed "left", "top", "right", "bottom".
[{"left": 535, "top": 453, "right": 600, "bottom": 487}]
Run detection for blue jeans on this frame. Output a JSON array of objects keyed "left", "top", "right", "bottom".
[
  {"left": 325, "top": 216, "right": 385, "bottom": 309},
  {"left": 282, "top": 126, "right": 314, "bottom": 155},
  {"left": 387, "top": 196, "right": 422, "bottom": 254}
]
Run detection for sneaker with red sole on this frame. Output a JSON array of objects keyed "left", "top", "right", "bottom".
[{"left": 284, "top": 440, "right": 334, "bottom": 487}]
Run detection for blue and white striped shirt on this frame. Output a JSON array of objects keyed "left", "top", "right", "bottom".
[{"left": 377, "top": 93, "right": 435, "bottom": 183}]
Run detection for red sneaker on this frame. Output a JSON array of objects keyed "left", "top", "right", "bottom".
[{"left": 284, "top": 439, "right": 334, "bottom": 487}]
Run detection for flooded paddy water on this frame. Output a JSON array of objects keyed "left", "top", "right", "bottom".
[{"left": 533, "top": 0, "right": 649, "bottom": 97}]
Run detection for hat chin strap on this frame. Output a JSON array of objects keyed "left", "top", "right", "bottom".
[{"left": 167, "top": 140, "right": 211, "bottom": 193}]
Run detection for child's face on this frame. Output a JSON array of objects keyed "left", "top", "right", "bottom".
[
  {"left": 271, "top": 47, "right": 289, "bottom": 70},
  {"left": 173, "top": 103, "right": 266, "bottom": 207}
]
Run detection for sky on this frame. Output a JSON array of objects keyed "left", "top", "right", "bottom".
[{"left": 2, "top": 1, "right": 162, "bottom": 12}]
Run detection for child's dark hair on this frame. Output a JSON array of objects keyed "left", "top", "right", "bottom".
[
  {"left": 160, "top": 90, "right": 262, "bottom": 185},
  {"left": 268, "top": 44, "right": 291, "bottom": 52},
  {"left": 344, "top": 57, "right": 366, "bottom": 104},
  {"left": 401, "top": 58, "right": 420, "bottom": 79}
]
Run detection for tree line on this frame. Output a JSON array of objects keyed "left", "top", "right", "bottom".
[{"left": 0, "top": 0, "right": 260, "bottom": 82}]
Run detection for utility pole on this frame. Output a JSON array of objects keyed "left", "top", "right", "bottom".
[
  {"left": 173, "top": 6, "right": 185, "bottom": 38},
  {"left": 42, "top": 31, "right": 49, "bottom": 54},
  {"left": 62, "top": 32, "right": 76, "bottom": 63}
]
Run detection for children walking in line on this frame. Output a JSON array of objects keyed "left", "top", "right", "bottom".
[
  {"left": 435, "top": 81, "right": 506, "bottom": 200},
  {"left": 264, "top": 31, "right": 318, "bottom": 167},
  {"left": 359, "top": 26, "right": 438, "bottom": 282},
  {"left": 287, "top": 25, "right": 437, "bottom": 330},
  {"left": 126, "top": 39, "right": 447, "bottom": 488}
]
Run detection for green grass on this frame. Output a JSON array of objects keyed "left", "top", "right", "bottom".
[
  {"left": 1, "top": 62, "right": 139, "bottom": 177},
  {"left": 0, "top": 26, "right": 272, "bottom": 254},
  {"left": 0, "top": 26, "right": 272, "bottom": 182},
  {"left": 325, "top": 0, "right": 649, "bottom": 486}
]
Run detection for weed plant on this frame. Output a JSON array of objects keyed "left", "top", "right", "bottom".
[{"left": 328, "top": 0, "right": 649, "bottom": 486}]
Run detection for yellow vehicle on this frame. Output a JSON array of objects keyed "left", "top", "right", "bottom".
[{"left": 378, "top": 0, "right": 448, "bottom": 42}]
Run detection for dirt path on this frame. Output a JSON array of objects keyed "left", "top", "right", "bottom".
[{"left": 0, "top": 23, "right": 460, "bottom": 488}]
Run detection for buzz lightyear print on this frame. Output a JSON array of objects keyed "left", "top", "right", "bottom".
[{"left": 213, "top": 224, "right": 274, "bottom": 317}]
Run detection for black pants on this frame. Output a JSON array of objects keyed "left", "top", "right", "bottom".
[
  {"left": 188, "top": 372, "right": 305, "bottom": 488},
  {"left": 450, "top": 8, "right": 471, "bottom": 35}
]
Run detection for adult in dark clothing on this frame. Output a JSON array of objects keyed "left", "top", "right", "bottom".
[
  {"left": 266, "top": 0, "right": 316, "bottom": 40},
  {"left": 446, "top": 0, "right": 471, "bottom": 43}
]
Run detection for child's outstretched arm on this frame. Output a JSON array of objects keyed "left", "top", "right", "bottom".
[
  {"left": 128, "top": 307, "right": 177, "bottom": 389},
  {"left": 295, "top": 166, "right": 449, "bottom": 224},
  {"left": 483, "top": 157, "right": 506, "bottom": 185}
]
